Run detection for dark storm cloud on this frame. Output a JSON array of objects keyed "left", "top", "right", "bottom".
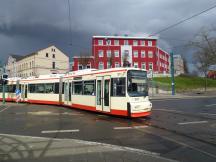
[{"left": 1, "top": 0, "right": 216, "bottom": 68}]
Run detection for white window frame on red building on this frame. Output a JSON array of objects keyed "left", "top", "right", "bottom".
[
  {"left": 114, "top": 40, "right": 119, "bottom": 46},
  {"left": 141, "top": 62, "right": 146, "bottom": 69},
  {"left": 148, "top": 51, "right": 153, "bottom": 58},
  {"left": 148, "top": 41, "right": 152, "bottom": 46},
  {"left": 99, "top": 62, "right": 104, "bottom": 69},
  {"left": 134, "top": 62, "right": 138, "bottom": 68},
  {"left": 141, "top": 51, "right": 145, "bottom": 58},
  {"left": 141, "top": 40, "right": 145, "bottom": 46},
  {"left": 149, "top": 62, "right": 153, "bottom": 70},
  {"left": 99, "top": 50, "right": 104, "bottom": 57},
  {"left": 107, "top": 50, "right": 111, "bottom": 57},
  {"left": 98, "top": 40, "right": 103, "bottom": 45},
  {"left": 115, "top": 62, "right": 120, "bottom": 68},
  {"left": 114, "top": 50, "right": 119, "bottom": 57},
  {"left": 133, "top": 50, "right": 138, "bottom": 58}
]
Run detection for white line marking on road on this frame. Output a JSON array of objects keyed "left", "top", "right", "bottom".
[
  {"left": 205, "top": 104, "right": 216, "bottom": 107},
  {"left": 133, "top": 125, "right": 148, "bottom": 129},
  {"left": 178, "top": 121, "right": 208, "bottom": 125},
  {"left": 113, "top": 125, "right": 148, "bottom": 130},
  {"left": 41, "top": 129, "right": 79, "bottom": 134},
  {"left": 113, "top": 126, "right": 133, "bottom": 130},
  {"left": 0, "top": 106, "right": 9, "bottom": 113}
]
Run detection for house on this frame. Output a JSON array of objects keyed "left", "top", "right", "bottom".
[{"left": 6, "top": 45, "right": 69, "bottom": 77}]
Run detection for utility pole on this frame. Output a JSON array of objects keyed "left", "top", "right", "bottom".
[{"left": 170, "top": 52, "right": 175, "bottom": 95}]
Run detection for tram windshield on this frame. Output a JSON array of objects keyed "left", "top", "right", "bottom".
[{"left": 127, "top": 70, "right": 148, "bottom": 97}]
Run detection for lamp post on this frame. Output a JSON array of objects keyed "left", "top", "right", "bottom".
[{"left": 170, "top": 52, "right": 175, "bottom": 95}]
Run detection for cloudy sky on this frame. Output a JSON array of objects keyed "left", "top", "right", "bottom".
[{"left": 1, "top": 0, "right": 216, "bottom": 70}]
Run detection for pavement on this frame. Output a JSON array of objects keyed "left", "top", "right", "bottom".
[
  {"left": 0, "top": 96, "right": 216, "bottom": 162},
  {"left": 0, "top": 134, "right": 176, "bottom": 162},
  {"left": 150, "top": 91, "right": 216, "bottom": 99}
]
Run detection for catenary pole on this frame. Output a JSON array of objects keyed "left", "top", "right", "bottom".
[{"left": 170, "top": 52, "right": 175, "bottom": 95}]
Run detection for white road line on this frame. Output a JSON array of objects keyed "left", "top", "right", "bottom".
[
  {"left": 205, "top": 104, "right": 216, "bottom": 107},
  {"left": 113, "top": 125, "right": 148, "bottom": 130},
  {"left": 41, "top": 129, "right": 79, "bottom": 134},
  {"left": 113, "top": 126, "right": 133, "bottom": 130},
  {"left": 0, "top": 106, "right": 9, "bottom": 113},
  {"left": 178, "top": 121, "right": 208, "bottom": 125},
  {"left": 133, "top": 125, "right": 148, "bottom": 129}
]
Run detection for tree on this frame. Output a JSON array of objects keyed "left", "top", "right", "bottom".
[
  {"left": 182, "top": 56, "right": 189, "bottom": 74},
  {"left": 190, "top": 28, "right": 216, "bottom": 91}
]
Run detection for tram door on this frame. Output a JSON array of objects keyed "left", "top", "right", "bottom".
[
  {"left": 21, "top": 84, "right": 28, "bottom": 101},
  {"left": 64, "top": 80, "right": 72, "bottom": 105},
  {"left": 96, "top": 76, "right": 111, "bottom": 112}
]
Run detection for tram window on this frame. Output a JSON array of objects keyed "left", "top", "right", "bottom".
[
  {"left": 0, "top": 85, "right": 2, "bottom": 92},
  {"left": 62, "top": 83, "right": 64, "bottom": 94},
  {"left": 54, "top": 83, "right": 59, "bottom": 94},
  {"left": 6, "top": 85, "right": 16, "bottom": 93},
  {"left": 111, "top": 78, "right": 126, "bottom": 96},
  {"left": 29, "top": 84, "right": 36, "bottom": 93},
  {"left": 35, "top": 84, "right": 45, "bottom": 93},
  {"left": 45, "top": 83, "right": 55, "bottom": 93},
  {"left": 83, "top": 80, "right": 95, "bottom": 95},
  {"left": 73, "top": 81, "right": 83, "bottom": 95}
]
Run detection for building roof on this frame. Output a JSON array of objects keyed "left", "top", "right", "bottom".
[
  {"left": 11, "top": 55, "right": 24, "bottom": 61},
  {"left": 93, "top": 35, "right": 158, "bottom": 40},
  {"left": 9, "top": 45, "right": 68, "bottom": 62}
]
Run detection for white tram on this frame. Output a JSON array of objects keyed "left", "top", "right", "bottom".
[{"left": 0, "top": 68, "right": 152, "bottom": 117}]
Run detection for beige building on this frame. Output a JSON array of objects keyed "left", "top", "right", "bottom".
[
  {"left": 173, "top": 55, "right": 184, "bottom": 75},
  {"left": 6, "top": 45, "right": 69, "bottom": 78}
]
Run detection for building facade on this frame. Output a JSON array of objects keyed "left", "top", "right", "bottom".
[
  {"left": 173, "top": 55, "right": 184, "bottom": 75},
  {"left": 6, "top": 45, "right": 69, "bottom": 78},
  {"left": 72, "top": 35, "right": 170, "bottom": 73}
]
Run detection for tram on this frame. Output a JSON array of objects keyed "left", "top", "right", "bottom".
[{"left": 0, "top": 68, "right": 152, "bottom": 118}]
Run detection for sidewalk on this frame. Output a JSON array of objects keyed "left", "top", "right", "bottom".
[
  {"left": 150, "top": 91, "right": 216, "bottom": 100},
  {"left": 0, "top": 133, "right": 177, "bottom": 162}
]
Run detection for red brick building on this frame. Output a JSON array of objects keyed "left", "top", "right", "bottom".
[{"left": 72, "top": 35, "right": 170, "bottom": 73}]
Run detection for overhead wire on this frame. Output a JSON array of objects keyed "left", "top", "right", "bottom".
[{"left": 150, "top": 3, "right": 216, "bottom": 36}]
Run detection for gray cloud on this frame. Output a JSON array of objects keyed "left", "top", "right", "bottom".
[{"left": 1, "top": 0, "right": 216, "bottom": 69}]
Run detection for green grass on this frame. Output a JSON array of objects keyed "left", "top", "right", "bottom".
[{"left": 153, "top": 75, "right": 216, "bottom": 92}]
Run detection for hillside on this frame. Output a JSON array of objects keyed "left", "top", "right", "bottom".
[{"left": 153, "top": 75, "right": 216, "bottom": 92}]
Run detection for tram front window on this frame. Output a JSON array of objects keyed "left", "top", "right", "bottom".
[{"left": 127, "top": 70, "right": 148, "bottom": 97}]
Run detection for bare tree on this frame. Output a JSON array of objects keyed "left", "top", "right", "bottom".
[
  {"left": 190, "top": 28, "right": 216, "bottom": 91},
  {"left": 182, "top": 56, "right": 189, "bottom": 74}
]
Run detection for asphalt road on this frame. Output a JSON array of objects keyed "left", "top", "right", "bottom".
[{"left": 0, "top": 96, "right": 216, "bottom": 162}]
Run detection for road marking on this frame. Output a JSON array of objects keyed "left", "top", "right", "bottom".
[
  {"left": 114, "top": 125, "right": 148, "bottom": 130},
  {"left": 41, "top": 129, "right": 79, "bottom": 134},
  {"left": 178, "top": 121, "right": 208, "bottom": 125},
  {"left": 113, "top": 126, "right": 133, "bottom": 130},
  {"left": 133, "top": 125, "right": 148, "bottom": 129},
  {"left": 0, "top": 133, "right": 173, "bottom": 160},
  {"left": 0, "top": 106, "right": 9, "bottom": 113},
  {"left": 205, "top": 104, "right": 216, "bottom": 107}
]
